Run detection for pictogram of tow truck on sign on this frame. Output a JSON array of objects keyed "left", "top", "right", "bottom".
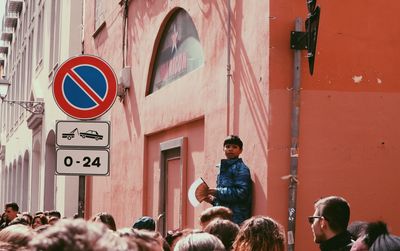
[
  {"left": 56, "top": 120, "right": 110, "bottom": 148},
  {"left": 62, "top": 128, "right": 104, "bottom": 141}
]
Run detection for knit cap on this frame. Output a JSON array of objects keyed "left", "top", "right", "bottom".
[{"left": 132, "top": 216, "right": 156, "bottom": 231}]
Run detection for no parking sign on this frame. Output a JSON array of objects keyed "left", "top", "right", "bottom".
[{"left": 53, "top": 55, "right": 117, "bottom": 120}]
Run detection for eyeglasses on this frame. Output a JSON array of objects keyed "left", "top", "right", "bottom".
[{"left": 307, "top": 216, "right": 327, "bottom": 224}]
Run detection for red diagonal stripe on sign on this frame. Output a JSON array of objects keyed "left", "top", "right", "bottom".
[{"left": 67, "top": 69, "right": 103, "bottom": 105}]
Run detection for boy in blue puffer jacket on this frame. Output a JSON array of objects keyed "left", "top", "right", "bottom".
[{"left": 205, "top": 135, "right": 252, "bottom": 225}]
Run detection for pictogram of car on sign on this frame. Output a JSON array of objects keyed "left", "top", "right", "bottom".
[{"left": 79, "top": 130, "right": 103, "bottom": 140}]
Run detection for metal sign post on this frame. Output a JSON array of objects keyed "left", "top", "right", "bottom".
[
  {"left": 287, "top": 1, "right": 321, "bottom": 248},
  {"left": 52, "top": 55, "right": 117, "bottom": 219},
  {"left": 78, "top": 176, "right": 85, "bottom": 218},
  {"left": 287, "top": 17, "right": 302, "bottom": 251}
]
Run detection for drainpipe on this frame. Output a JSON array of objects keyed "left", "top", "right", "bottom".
[
  {"left": 81, "top": 0, "right": 85, "bottom": 54},
  {"left": 226, "top": 0, "right": 231, "bottom": 135},
  {"left": 122, "top": 0, "right": 129, "bottom": 68},
  {"left": 118, "top": 0, "right": 130, "bottom": 101},
  {"left": 287, "top": 17, "right": 302, "bottom": 251}
]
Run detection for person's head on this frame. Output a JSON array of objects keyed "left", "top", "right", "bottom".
[
  {"left": 200, "top": 206, "right": 233, "bottom": 229},
  {"left": 21, "top": 212, "right": 33, "bottom": 226},
  {"left": 165, "top": 228, "right": 200, "bottom": 250},
  {"left": 174, "top": 232, "right": 225, "bottom": 251},
  {"left": 132, "top": 216, "right": 156, "bottom": 231},
  {"left": 232, "top": 216, "right": 285, "bottom": 251},
  {"left": 91, "top": 212, "right": 117, "bottom": 231},
  {"left": 370, "top": 234, "right": 400, "bottom": 251},
  {"left": 223, "top": 135, "right": 243, "bottom": 159},
  {"left": 310, "top": 196, "right": 350, "bottom": 243},
  {"left": 34, "top": 211, "right": 43, "bottom": 216},
  {"left": 351, "top": 221, "right": 398, "bottom": 251},
  {"left": 0, "top": 224, "right": 34, "bottom": 247},
  {"left": 48, "top": 210, "right": 61, "bottom": 219},
  {"left": 4, "top": 202, "right": 19, "bottom": 222},
  {"left": 347, "top": 221, "right": 368, "bottom": 240},
  {"left": 31, "top": 214, "right": 48, "bottom": 229},
  {"left": 29, "top": 219, "right": 137, "bottom": 251},
  {"left": 204, "top": 219, "right": 239, "bottom": 250},
  {"left": 117, "top": 227, "right": 164, "bottom": 251}
]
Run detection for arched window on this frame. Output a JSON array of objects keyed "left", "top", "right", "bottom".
[{"left": 149, "top": 9, "right": 204, "bottom": 94}]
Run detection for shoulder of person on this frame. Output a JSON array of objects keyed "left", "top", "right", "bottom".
[{"left": 235, "top": 159, "right": 250, "bottom": 168}]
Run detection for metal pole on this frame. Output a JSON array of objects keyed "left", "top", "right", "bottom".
[
  {"left": 78, "top": 0, "right": 86, "bottom": 220},
  {"left": 226, "top": 0, "right": 231, "bottom": 135},
  {"left": 287, "top": 17, "right": 302, "bottom": 251},
  {"left": 78, "top": 175, "right": 85, "bottom": 218}
]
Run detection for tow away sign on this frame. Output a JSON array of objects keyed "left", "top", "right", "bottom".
[{"left": 56, "top": 120, "right": 110, "bottom": 148}]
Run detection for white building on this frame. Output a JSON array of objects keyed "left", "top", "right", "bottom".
[{"left": 0, "top": 0, "right": 82, "bottom": 217}]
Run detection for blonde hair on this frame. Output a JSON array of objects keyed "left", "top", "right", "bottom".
[{"left": 232, "top": 216, "right": 285, "bottom": 251}]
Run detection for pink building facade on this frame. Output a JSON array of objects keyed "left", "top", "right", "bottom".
[{"left": 82, "top": 1, "right": 400, "bottom": 250}]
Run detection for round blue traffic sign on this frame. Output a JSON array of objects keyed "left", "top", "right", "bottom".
[{"left": 53, "top": 55, "right": 117, "bottom": 120}]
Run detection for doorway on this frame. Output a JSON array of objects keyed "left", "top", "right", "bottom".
[{"left": 158, "top": 137, "right": 187, "bottom": 235}]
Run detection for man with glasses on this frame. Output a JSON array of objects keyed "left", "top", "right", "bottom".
[{"left": 309, "top": 196, "right": 353, "bottom": 251}]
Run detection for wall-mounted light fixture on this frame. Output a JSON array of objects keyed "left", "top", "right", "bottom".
[
  {"left": 0, "top": 78, "right": 44, "bottom": 114},
  {"left": 117, "top": 67, "right": 131, "bottom": 101}
]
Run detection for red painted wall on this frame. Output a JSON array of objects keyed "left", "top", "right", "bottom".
[
  {"left": 270, "top": 0, "right": 400, "bottom": 250},
  {"left": 82, "top": 1, "right": 400, "bottom": 250}
]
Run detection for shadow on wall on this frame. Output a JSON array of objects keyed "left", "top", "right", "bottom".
[
  {"left": 252, "top": 174, "right": 268, "bottom": 216},
  {"left": 129, "top": 1, "right": 169, "bottom": 46},
  {"left": 121, "top": 1, "right": 170, "bottom": 141},
  {"left": 199, "top": 0, "right": 270, "bottom": 160},
  {"left": 230, "top": 1, "right": 269, "bottom": 160}
]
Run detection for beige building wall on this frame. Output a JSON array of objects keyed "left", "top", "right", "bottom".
[{"left": 0, "top": 0, "right": 83, "bottom": 218}]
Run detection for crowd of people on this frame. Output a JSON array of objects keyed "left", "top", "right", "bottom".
[
  {"left": 0, "top": 136, "right": 398, "bottom": 250},
  {"left": 0, "top": 197, "right": 399, "bottom": 250},
  {"left": 0, "top": 201, "right": 283, "bottom": 251}
]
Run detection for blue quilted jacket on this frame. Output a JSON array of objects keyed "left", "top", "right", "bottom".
[{"left": 213, "top": 158, "right": 252, "bottom": 225}]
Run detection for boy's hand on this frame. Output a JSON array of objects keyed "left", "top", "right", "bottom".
[
  {"left": 203, "top": 195, "right": 215, "bottom": 204},
  {"left": 208, "top": 188, "right": 217, "bottom": 196}
]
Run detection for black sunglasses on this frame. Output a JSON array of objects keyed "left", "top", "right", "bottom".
[{"left": 307, "top": 216, "right": 328, "bottom": 224}]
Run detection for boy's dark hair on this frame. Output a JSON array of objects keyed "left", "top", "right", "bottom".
[
  {"left": 223, "top": 135, "right": 243, "bottom": 149},
  {"left": 5, "top": 202, "right": 19, "bottom": 212}
]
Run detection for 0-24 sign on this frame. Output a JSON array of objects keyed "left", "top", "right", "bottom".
[{"left": 56, "top": 148, "right": 109, "bottom": 176}]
